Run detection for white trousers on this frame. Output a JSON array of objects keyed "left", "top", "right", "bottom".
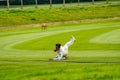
[
  {"left": 54, "top": 36, "right": 75, "bottom": 60},
  {"left": 64, "top": 37, "right": 75, "bottom": 48}
]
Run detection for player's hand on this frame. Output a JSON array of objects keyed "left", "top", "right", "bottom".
[{"left": 54, "top": 49, "right": 57, "bottom": 52}]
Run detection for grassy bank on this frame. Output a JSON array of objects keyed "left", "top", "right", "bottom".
[{"left": 0, "top": 3, "right": 120, "bottom": 27}]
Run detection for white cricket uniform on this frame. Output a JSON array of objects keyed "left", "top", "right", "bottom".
[{"left": 54, "top": 36, "right": 75, "bottom": 60}]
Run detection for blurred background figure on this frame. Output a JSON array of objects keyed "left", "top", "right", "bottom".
[{"left": 41, "top": 23, "right": 47, "bottom": 30}]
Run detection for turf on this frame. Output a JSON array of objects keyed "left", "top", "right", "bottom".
[
  {"left": 0, "top": 61, "right": 120, "bottom": 80},
  {"left": 13, "top": 26, "right": 120, "bottom": 50},
  {"left": 0, "top": 20, "right": 120, "bottom": 80},
  {"left": 0, "top": 1, "right": 120, "bottom": 79}
]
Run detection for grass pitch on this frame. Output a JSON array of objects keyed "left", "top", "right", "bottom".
[
  {"left": 0, "top": 2, "right": 120, "bottom": 79},
  {"left": 0, "top": 20, "right": 120, "bottom": 80}
]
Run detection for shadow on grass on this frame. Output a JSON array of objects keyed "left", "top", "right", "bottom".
[{"left": 0, "top": 60, "right": 120, "bottom": 63}]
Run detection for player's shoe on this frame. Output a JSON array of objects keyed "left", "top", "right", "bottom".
[{"left": 71, "top": 35, "right": 76, "bottom": 41}]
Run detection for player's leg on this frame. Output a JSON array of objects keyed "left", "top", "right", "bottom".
[
  {"left": 62, "top": 54, "right": 69, "bottom": 60},
  {"left": 64, "top": 36, "right": 76, "bottom": 47},
  {"left": 65, "top": 55, "right": 69, "bottom": 59}
]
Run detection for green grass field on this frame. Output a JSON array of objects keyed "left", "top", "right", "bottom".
[
  {"left": 0, "top": 1, "right": 120, "bottom": 80},
  {"left": 0, "top": 19, "right": 120, "bottom": 80}
]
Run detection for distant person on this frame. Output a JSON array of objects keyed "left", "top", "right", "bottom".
[
  {"left": 49, "top": 36, "right": 76, "bottom": 61},
  {"left": 41, "top": 23, "right": 47, "bottom": 30}
]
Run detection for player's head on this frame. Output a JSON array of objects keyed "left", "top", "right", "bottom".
[
  {"left": 56, "top": 43, "right": 61, "bottom": 48},
  {"left": 54, "top": 43, "right": 61, "bottom": 52}
]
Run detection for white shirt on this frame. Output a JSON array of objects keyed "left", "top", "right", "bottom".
[
  {"left": 55, "top": 45, "right": 68, "bottom": 60},
  {"left": 54, "top": 36, "right": 75, "bottom": 60}
]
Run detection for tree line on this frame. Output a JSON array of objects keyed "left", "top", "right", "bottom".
[
  {"left": 0, "top": 0, "right": 105, "bottom": 5},
  {"left": 0, "top": 0, "right": 109, "bottom": 10}
]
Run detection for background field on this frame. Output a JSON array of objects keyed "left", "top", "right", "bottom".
[
  {"left": 0, "top": 1, "right": 120, "bottom": 27},
  {"left": 0, "top": 19, "right": 120, "bottom": 80},
  {"left": 0, "top": 1, "right": 120, "bottom": 80}
]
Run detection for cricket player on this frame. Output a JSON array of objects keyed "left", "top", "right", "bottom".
[{"left": 49, "top": 36, "right": 76, "bottom": 61}]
